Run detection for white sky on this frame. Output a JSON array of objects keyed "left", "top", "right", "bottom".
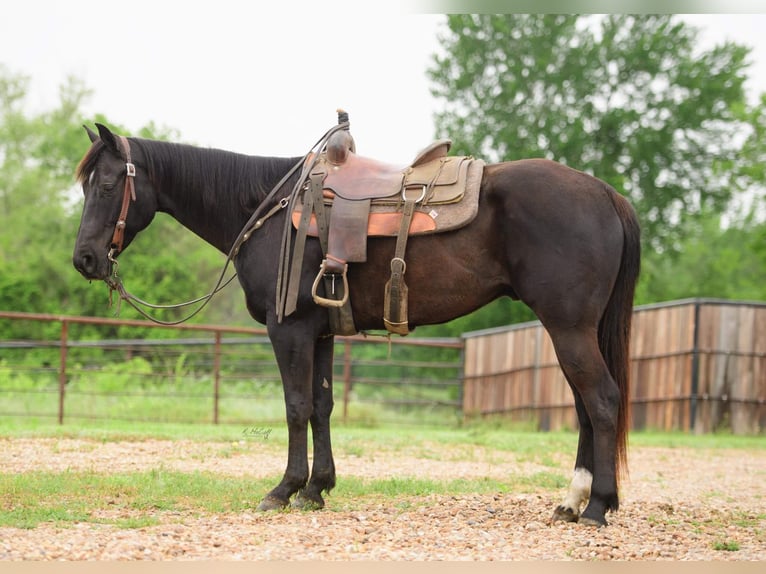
[{"left": 2, "top": 4, "right": 766, "bottom": 165}]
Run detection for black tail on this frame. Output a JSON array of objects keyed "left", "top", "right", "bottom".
[{"left": 599, "top": 189, "right": 641, "bottom": 483}]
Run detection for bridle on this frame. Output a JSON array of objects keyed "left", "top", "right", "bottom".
[
  {"left": 107, "top": 135, "right": 137, "bottom": 266},
  {"left": 99, "top": 122, "right": 349, "bottom": 325}
]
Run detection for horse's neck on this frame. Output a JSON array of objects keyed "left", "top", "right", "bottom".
[{"left": 148, "top": 141, "right": 295, "bottom": 254}]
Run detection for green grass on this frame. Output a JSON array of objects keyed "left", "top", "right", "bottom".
[
  {"left": 0, "top": 467, "right": 566, "bottom": 529},
  {"left": 626, "top": 430, "right": 766, "bottom": 450},
  {"left": 712, "top": 540, "right": 741, "bottom": 552},
  {"left": 0, "top": 469, "right": 279, "bottom": 529},
  {"left": 2, "top": 416, "right": 763, "bottom": 451},
  {"left": 0, "top": 419, "right": 762, "bottom": 530}
]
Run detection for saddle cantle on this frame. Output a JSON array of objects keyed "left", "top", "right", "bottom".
[{"left": 282, "top": 113, "right": 485, "bottom": 336}]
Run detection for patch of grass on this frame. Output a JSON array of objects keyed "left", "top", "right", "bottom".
[
  {"left": 0, "top": 469, "right": 279, "bottom": 529},
  {"left": 0, "top": 464, "right": 567, "bottom": 529},
  {"left": 646, "top": 514, "right": 681, "bottom": 527},
  {"left": 3, "top": 417, "right": 762, "bottom": 454},
  {"left": 712, "top": 540, "right": 740, "bottom": 552},
  {"left": 731, "top": 512, "right": 766, "bottom": 529},
  {"left": 336, "top": 471, "right": 563, "bottom": 502},
  {"left": 341, "top": 443, "right": 366, "bottom": 457},
  {"left": 628, "top": 431, "right": 766, "bottom": 450},
  {"left": 519, "top": 471, "right": 568, "bottom": 490},
  {"left": 0, "top": 418, "right": 289, "bottom": 444},
  {"left": 331, "top": 426, "right": 578, "bottom": 468},
  {"left": 0, "top": 507, "right": 94, "bottom": 530}
]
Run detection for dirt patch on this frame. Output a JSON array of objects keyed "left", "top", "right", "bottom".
[{"left": 0, "top": 437, "right": 764, "bottom": 560}]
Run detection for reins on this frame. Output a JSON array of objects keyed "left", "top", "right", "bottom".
[{"left": 103, "top": 121, "right": 350, "bottom": 325}]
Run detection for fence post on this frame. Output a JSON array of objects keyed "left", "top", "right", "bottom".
[
  {"left": 213, "top": 331, "right": 222, "bottom": 424},
  {"left": 689, "top": 300, "right": 701, "bottom": 433},
  {"left": 342, "top": 338, "right": 352, "bottom": 423},
  {"left": 58, "top": 320, "right": 68, "bottom": 425}
]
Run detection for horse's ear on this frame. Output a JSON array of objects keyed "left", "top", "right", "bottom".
[
  {"left": 95, "top": 123, "right": 119, "bottom": 154},
  {"left": 84, "top": 125, "right": 98, "bottom": 143}
]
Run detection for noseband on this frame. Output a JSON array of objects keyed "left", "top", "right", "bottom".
[{"left": 108, "top": 135, "right": 137, "bottom": 263}]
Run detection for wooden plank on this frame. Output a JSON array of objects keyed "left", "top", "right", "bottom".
[
  {"left": 694, "top": 304, "right": 721, "bottom": 434},
  {"left": 709, "top": 304, "right": 735, "bottom": 430},
  {"left": 654, "top": 307, "right": 670, "bottom": 430},
  {"left": 732, "top": 306, "right": 756, "bottom": 434},
  {"left": 753, "top": 307, "right": 766, "bottom": 433},
  {"left": 675, "top": 305, "right": 694, "bottom": 430}
]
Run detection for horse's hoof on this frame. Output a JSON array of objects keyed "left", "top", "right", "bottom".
[
  {"left": 578, "top": 516, "right": 607, "bottom": 528},
  {"left": 291, "top": 491, "right": 325, "bottom": 511},
  {"left": 256, "top": 495, "right": 288, "bottom": 512},
  {"left": 551, "top": 505, "right": 579, "bottom": 523}
]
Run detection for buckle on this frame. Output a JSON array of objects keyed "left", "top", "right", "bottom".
[
  {"left": 126, "top": 162, "right": 136, "bottom": 177},
  {"left": 402, "top": 185, "right": 427, "bottom": 203}
]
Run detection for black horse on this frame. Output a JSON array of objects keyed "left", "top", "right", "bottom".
[{"left": 73, "top": 123, "right": 640, "bottom": 526}]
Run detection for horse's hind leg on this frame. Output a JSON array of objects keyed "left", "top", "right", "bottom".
[
  {"left": 547, "top": 326, "right": 621, "bottom": 526},
  {"left": 552, "top": 390, "right": 594, "bottom": 522},
  {"left": 292, "top": 335, "right": 337, "bottom": 510}
]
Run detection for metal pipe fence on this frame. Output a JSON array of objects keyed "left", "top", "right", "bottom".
[{"left": 0, "top": 311, "right": 464, "bottom": 427}]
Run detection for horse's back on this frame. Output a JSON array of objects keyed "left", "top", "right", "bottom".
[{"left": 482, "top": 158, "right": 625, "bottom": 246}]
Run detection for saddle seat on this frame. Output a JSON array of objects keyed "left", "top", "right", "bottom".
[
  {"left": 293, "top": 139, "right": 482, "bottom": 238},
  {"left": 322, "top": 139, "right": 453, "bottom": 201}
]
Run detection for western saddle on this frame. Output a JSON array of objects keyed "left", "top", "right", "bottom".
[{"left": 279, "top": 111, "right": 485, "bottom": 336}]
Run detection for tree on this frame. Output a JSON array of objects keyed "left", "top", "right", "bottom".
[
  {"left": 420, "top": 14, "right": 766, "bottom": 333},
  {"left": 0, "top": 66, "right": 245, "bottom": 342},
  {"left": 636, "top": 208, "right": 766, "bottom": 303},
  {"left": 428, "top": 15, "right": 753, "bottom": 256}
]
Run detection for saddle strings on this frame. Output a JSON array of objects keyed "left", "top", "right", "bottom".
[{"left": 106, "top": 121, "right": 350, "bottom": 326}]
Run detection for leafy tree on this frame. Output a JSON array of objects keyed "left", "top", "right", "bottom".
[
  {"left": 428, "top": 15, "right": 752, "bottom": 255},
  {"left": 423, "top": 14, "right": 766, "bottom": 334},
  {"left": 636, "top": 208, "right": 766, "bottom": 303},
  {"left": 0, "top": 66, "right": 244, "bottom": 343}
]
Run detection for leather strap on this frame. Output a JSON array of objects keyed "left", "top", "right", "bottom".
[
  {"left": 110, "top": 136, "right": 137, "bottom": 255},
  {"left": 283, "top": 186, "right": 315, "bottom": 317},
  {"left": 309, "top": 169, "right": 330, "bottom": 255},
  {"left": 383, "top": 195, "right": 416, "bottom": 334}
]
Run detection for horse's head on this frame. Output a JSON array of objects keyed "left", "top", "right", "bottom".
[{"left": 72, "top": 124, "right": 158, "bottom": 281}]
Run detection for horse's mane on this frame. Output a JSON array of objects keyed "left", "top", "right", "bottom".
[{"left": 76, "top": 136, "right": 302, "bottom": 217}]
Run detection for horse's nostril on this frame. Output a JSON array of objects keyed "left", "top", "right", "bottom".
[{"left": 73, "top": 250, "right": 97, "bottom": 277}]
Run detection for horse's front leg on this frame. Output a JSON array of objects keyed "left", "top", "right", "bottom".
[
  {"left": 257, "top": 322, "right": 316, "bottom": 511},
  {"left": 292, "top": 334, "right": 336, "bottom": 510}
]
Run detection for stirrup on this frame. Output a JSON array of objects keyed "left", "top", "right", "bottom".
[{"left": 311, "top": 259, "right": 350, "bottom": 308}]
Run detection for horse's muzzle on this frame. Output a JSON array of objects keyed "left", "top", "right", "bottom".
[{"left": 73, "top": 246, "right": 110, "bottom": 280}]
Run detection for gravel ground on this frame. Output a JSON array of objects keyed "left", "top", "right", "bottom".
[{"left": 0, "top": 436, "right": 764, "bottom": 560}]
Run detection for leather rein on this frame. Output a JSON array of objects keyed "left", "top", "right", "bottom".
[{"left": 102, "top": 123, "right": 348, "bottom": 325}]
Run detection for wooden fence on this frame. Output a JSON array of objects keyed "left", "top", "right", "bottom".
[{"left": 462, "top": 299, "right": 766, "bottom": 434}]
